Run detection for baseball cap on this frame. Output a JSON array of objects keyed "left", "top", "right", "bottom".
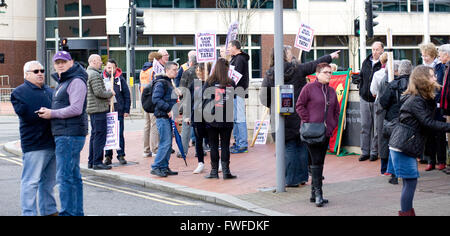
[{"left": 53, "top": 51, "right": 72, "bottom": 62}]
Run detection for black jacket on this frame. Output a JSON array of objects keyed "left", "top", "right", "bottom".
[
  {"left": 353, "top": 54, "right": 382, "bottom": 102},
  {"left": 259, "top": 55, "right": 332, "bottom": 142},
  {"left": 379, "top": 74, "right": 409, "bottom": 122},
  {"left": 389, "top": 95, "right": 450, "bottom": 157},
  {"left": 202, "top": 81, "right": 236, "bottom": 128},
  {"left": 230, "top": 51, "right": 250, "bottom": 95}
]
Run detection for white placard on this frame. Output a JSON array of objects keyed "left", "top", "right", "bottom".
[
  {"left": 104, "top": 112, "right": 120, "bottom": 150},
  {"left": 253, "top": 120, "right": 270, "bottom": 145},
  {"left": 294, "top": 24, "right": 315, "bottom": 52},
  {"left": 196, "top": 31, "right": 217, "bottom": 63},
  {"left": 228, "top": 65, "right": 243, "bottom": 85},
  {"left": 225, "top": 21, "right": 239, "bottom": 49},
  {"left": 152, "top": 58, "right": 165, "bottom": 75}
]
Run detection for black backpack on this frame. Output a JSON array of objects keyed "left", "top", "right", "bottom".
[{"left": 141, "top": 79, "right": 170, "bottom": 113}]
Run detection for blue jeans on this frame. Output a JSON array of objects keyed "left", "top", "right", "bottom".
[
  {"left": 233, "top": 96, "right": 248, "bottom": 149},
  {"left": 152, "top": 118, "right": 172, "bottom": 170},
  {"left": 285, "top": 140, "right": 309, "bottom": 185},
  {"left": 21, "top": 148, "right": 57, "bottom": 216},
  {"left": 55, "top": 136, "right": 86, "bottom": 216}
]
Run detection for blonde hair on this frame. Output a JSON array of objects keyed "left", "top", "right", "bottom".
[
  {"left": 379, "top": 52, "right": 388, "bottom": 65},
  {"left": 148, "top": 52, "right": 162, "bottom": 62},
  {"left": 419, "top": 42, "right": 438, "bottom": 59},
  {"left": 403, "top": 65, "right": 440, "bottom": 100}
]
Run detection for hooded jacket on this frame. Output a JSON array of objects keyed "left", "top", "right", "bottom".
[
  {"left": 103, "top": 68, "right": 131, "bottom": 116},
  {"left": 230, "top": 51, "right": 250, "bottom": 95}
]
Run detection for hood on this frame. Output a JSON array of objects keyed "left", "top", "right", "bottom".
[
  {"left": 141, "top": 62, "right": 153, "bottom": 71},
  {"left": 103, "top": 67, "right": 123, "bottom": 79},
  {"left": 265, "top": 62, "right": 296, "bottom": 83},
  {"left": 52, "top": 62, "right": 88, "bottom": 84},
  {"left": 233, "top": 51, "right": 250, "bottom": 61}
]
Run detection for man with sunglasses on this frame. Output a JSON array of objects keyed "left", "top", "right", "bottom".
[{"left": 11, "top": 61, "right": 58, "bottom": 216}]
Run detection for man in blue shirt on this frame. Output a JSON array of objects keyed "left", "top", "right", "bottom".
[{"left": 11, "top": 61, "right": 57, "bottom": 216}]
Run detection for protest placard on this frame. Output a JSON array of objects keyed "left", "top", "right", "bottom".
[
  {"left": 294, "top": 24, "right": 315, "bottom": 52},
  {"left": 196, "top": 31, "right": 217, "bottom": 63},
  {"left": 225, "top": 21, "right": 239, "bottom": 54},
  {"left": 252, "top": 120, "right": 270, "bottom": 145},
  {"left": 228, "top": 65, "right": 243, "bottom": 85},
  {"left": 153, "top": 58, "right": 165, "bottom": 75},
  {"left": 104, "top": 112, "right": 120, "bottom": 151}
]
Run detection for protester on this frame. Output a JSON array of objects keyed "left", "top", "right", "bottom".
[
  {"left": 11, "top": 61, "right": 57, "bottom": 216},
  {"left": 353, "top": 41, "right": 384, "bottom": 162},
  {"left": 175, "top": 50, "right": 196, "bottom": 87},
  {"left": 183, "top": 63, "right": 212, "bottom": 174},
  {"left": 438, "top": 44, "right": 450, "bottom": 175},
  {"left": 228, "top": 40, "right": 250, "bottom": 154},
  {"left": 150, "top": 61, "right": 179, "bottom": 177},
  {"left": 179, "top": 52, "right": 198, "bottom": 159},
  {"left": 103, "top": 59, "right": 131, "bottom": 166},
  {"left": 296, "top": 63, "right": 340, "bottom": 207},
  {"left": 260, "top": 46, "right": 339, "bottom": 187},
  {"left": 420, "top": 43, "right": 447, "bottom": 171},
  {"left": 141, "top": 52, "right": 162, "bottom": 158},
  {"left": 38, "top": 51, "right": 88, "bottom": 216},
  {"left": 387, "top": 65, "right": 450, "bottom": 216},
  {"left": 203, "top": 58, "right": 237, "bottom": 179},
  {"left": 86, "top": 54, "right": 114, "bottom": 170}
]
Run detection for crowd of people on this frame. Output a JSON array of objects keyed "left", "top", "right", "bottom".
[{"left": 10, "top": 38, "right": 450, "bottom": 216}]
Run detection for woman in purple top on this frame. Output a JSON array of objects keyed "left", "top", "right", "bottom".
[{"left": 296, "top": 63, "right": 340, "bottom": 207}]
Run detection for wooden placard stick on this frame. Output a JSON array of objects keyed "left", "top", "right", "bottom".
[
  {"left": 110, "top": 65, "right": 115, "bottom": 112},
  {"left": 250, "top": 107, "right": 270, "bottom": 147},
  {"left": 386, "top": 28, "right": 395, "bottom": 83}
]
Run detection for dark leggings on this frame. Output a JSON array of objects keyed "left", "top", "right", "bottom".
[
  {"left": 306, "top": 138, "right": 330, "bottom": 166},
  {"left": 401, "top": 178, "right": 417, "bottom": 212},
  {"left": 207, "top": 127, "right": 233, "bottom": 167},
  {"left": 193, "top": 124, "right": 208, "bottom": 163}
]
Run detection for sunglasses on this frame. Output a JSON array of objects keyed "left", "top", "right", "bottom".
[{"left": 28, "top": 69, "right": 45, "bottom": 74}]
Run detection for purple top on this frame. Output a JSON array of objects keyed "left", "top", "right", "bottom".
[
  {"left": 296, "top": 80, "right": 340, "bottom": 137},
  {"left": 51, "top": 78, "right": 87, "bottom": 119}
]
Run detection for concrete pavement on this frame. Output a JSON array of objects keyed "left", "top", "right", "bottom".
[{"left": 4, "top": 127, "right": 450, "bottom": 216}]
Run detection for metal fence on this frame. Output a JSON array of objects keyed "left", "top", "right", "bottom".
[
  {"left": 0, "top": 75, "right": 9, "bottom": 87},
  {"left": 0, "top": 88, "right": 13, "bottom": 102}
]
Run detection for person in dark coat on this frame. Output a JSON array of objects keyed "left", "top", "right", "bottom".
[
  {"left": 103, "top": 59, "right": 131, "bottom": 166},
  {"left": 352, "top": 41, "right": 384, "bottom": 162},
  {"left": 388, "top": 65, "right": 450, "bottom": 216},
  {"left": 260, "top": 46, "right": 339, "bottom": 187},
  {"left": 438, "top": 44, "right": 450, "bottom": 175}
]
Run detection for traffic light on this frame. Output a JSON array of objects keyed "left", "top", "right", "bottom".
[
  {"left": 119, "top": 26, "right": 127, "bottom": 46},
  {"left": 365, "top": 0, "right": 379, "bottom": 39},
  {"left": 59, "top": 38, "right": 69, "bottom": 51},
  {"left": 354, "top": 19, "right": 360, "bottom": 37},
  {"left": 130, "top": 6, "right": 145, "bottom": 45}
]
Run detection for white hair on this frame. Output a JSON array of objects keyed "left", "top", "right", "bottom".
[
  {"left": 438, "top": 44, "right": 450, "bottom": 56},
  {"left": 23, "top": 61, "right": 43, "bottom": 78}
]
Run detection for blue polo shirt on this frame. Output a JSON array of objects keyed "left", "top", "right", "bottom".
[{"left": 11, "top": 80, "right": 55, "bottom": 153}]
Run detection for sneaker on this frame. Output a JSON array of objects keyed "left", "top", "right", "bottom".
[
  {"left": 117, "top": 155, "right": 127, "bottom": 165},
  {"left": 143, "top": 152, "right": 152, "bottom": 158},
  {"left": 193, "top": 162, "right": 205, "bottom": 174},
  {"left": 437, "top": 164, "right": 446, "bottom": 170},
  {"left": 218, "top": 162, "right": 222, "bottom": 173},
  {"left": 104, "top": 156, "right": 112, "bottom": 165},
  {"left": 230, "top": 147, "right": 248, "bottom": 154},
  {"left": 151, "top": 169, "right": 168, "bottom": 177}
]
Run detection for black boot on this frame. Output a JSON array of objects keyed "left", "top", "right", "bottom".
[
  {"left": 311, "top": 165, "right": 328, "bottom": 207},
  {"left": 104, "top": 156, "right": 112, "bottom": 166},
  {"left": 205, "top": 161, "right": 219, "bottom": 179},
  {"left": 222, "top": 161, "right": 237, "bottom": 180}
]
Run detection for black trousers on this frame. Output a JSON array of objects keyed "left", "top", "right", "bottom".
[
  {"left": 207, "top": 127, "right": 233, "bottom": 168},
  {"left": 88, "top": 112, "right": 107, "bottom": 165},
  {"left": 425, "top": 131, "right": 447, "bottom": 165},
  {"left": 193, "top": 123, "right": 208, "bottom": 163},
  {"left": 306, "top": 138, "right": 330, "bottom": 166}
]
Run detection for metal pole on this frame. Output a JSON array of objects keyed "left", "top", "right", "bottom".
[
  {"left": 359, "top": 0, "right": 367, "bottom": 65},
  {"left": 423, "top": 0, "right": 430, "bottom": 44},
  {"left": 126, "top": 7, "right": 131, "bottom": 90},
  {"left": 274, "top": 0, "right": 285, "bottom": 193},
  {"left": 130, "top": 1, "right": 137, "bottom": 109},
  {"left": 36, "top": 0, "right": 46, "bottom": 64}
]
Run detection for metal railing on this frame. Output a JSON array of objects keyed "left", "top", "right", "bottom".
[
  {"left": 0, "top": 88, "right": 13, "bottom": 102},
  {"left": 0, "top": 75, "right": 10, "bottom": 87}
]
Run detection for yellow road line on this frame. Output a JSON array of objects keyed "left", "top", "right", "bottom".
[{"left": 82, "top": 179, "right": 191, "bottom": 206}]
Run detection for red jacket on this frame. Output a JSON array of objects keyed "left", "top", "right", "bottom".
[{"left": 296, "top": 80, "right": 340, "bottom": 137}]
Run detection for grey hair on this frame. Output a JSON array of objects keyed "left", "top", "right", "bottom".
[
  {"left": 393, "top": 60, "right": 401, "bottom": 72},
  {"left": 398, "top": 59, "right": 413, "bottom": 76},
  {"left": 23, "top": 61, "right": 43, "bottom": 78},
  {"left": 164, "top": 61, "right": 179, "bottom": 71},
  {"left": 188, "top": 50, "right": 197, "bottom": 65},
  {"left": 438, "top": 44, "right": 450, "bottom": 56}
]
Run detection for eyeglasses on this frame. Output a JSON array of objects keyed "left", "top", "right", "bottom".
[
  {"left": 28, "top": 69, "right": 45, "bottom": 74},
  {"left": 320, "top": 71, "right": 332, "bottom": 75}
]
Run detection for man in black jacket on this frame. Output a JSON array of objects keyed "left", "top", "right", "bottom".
[
  {"left": 228, "top": 40, "right": 250, "bottom": 154},
  {"left": 353, "top": 41, "right": 384, "bottom": 161}
]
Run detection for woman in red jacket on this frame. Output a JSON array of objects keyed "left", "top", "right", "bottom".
[{"left": 296, "top": 63, "right": 340, "bottom": 207}]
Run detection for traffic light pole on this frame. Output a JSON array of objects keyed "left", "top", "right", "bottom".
[
  {"left": 130, "top": 1, "right": 137, "bottom": 109},
  {"left": 359, "top": 0, "right": 367, "bottom": 64}
]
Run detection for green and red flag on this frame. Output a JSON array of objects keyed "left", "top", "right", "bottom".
[{"left": 307, "top": 70, "right": 352, "bottom": 155}]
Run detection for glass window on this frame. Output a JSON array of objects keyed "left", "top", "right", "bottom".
[
  {"left": 316, "top": 36, "right": 348, "bottom": 47},
  {"left": 109, "top": 35, "right": 121, "bottom": 47},
  {"left": 175, "top": 35, "right": 195, "bottom": 46},
  {"left": 175, "top": 0, "right": 195, "bottom": 8},
  {"left": 217, "top": 35, "right": 227, "bottom": 46},
  {"left": 435, "top": 0, "right": 450, "bottom": 12},
  {"left": 393, "top": 36, "right": 422, "bottom": 46},
  {"left": 46, "top": 20, "right": 79, "bottom": 38},
  {"left": 109, "top": 51, "right": 126, "bottom": 71},
  {"left": 152, "top": 35, "right": 174, "bottom": 46},
  {"left": 393, "top": 49, "right": 421, "bottom": 66},
  {"left": 0, "top": 53, "right": 4, "bottom": 64},
  {"left": 82, "top": 0, "right": 106, "bottom": 16},
  {"left": 46, "top": 0, "right": 80, "bottom": 17},
  {"left": 137, "top": 35, "right": 151, "bottom": 46},
  {"left": 82, "top": 19, "right": 106, "bottom": 37},
  {"left": 152, "top": 0, "right": 173, "bottom": 8},
  {"left": 317, "top": 49, "right": 349, "bottom": 70},
  {"left": 197, "top": 0, "right": 216, "bottom": 8},
  {"left": 252, "top": 49, "right": 262, "bottom": 78},
  {"left": 136, "top": 0, "right": 151, "bottom": 8},
  {"left": 217, "top": 0, "right": 247, "bottom": 8},
  {"left": 251, "top": 0, "right": 296, "bottom": 9},
  {"left": 251, "top": 35, "right": 261, "bottom": 46},
  {"left": 431, "top": 36, "right": 450, "bottom": 46}
]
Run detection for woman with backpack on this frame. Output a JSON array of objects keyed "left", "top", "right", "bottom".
[
  {"left": 203, "top": 58, "right": 237, "bottom": 179},
  {"left": 387, "top": 65, "right": 450, "bottom": 216}
]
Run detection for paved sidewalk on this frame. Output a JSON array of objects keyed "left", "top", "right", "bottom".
[{"left": 4, "top": 130, "right": 450, "bottom": 216}]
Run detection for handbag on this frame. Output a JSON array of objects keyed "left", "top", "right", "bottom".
[{"left": 300, "top": 87, "right": 329, "bottom": 145}]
